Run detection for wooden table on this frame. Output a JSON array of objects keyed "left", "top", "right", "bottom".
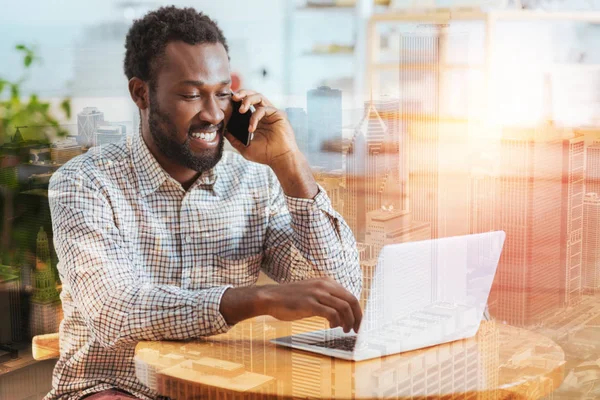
[{"left": 135, "top": 317, "right": 565, "bottom": 399}]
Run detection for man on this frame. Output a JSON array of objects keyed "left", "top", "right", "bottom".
[{"left": 45, "top": 6, "right": 362, "bottom": 400}]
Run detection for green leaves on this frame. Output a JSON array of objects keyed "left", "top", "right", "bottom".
[
  {"left": 10, "top": 83, "right": 19, "bottom": 100},
  {"left": 15, "top": 43, "right": 37, "bottom": 68},
  {"left": 0, "top": 43, "right": 70, "bottom": 143},
  {"left": 60, "top": 98, "right": 72, "bottom": 119}
]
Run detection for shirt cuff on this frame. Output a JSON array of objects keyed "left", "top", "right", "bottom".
[
  {"left": 284, "top": 184, "right": 337, "bottom": 218},
  {"left": 200, "top": 285, "right": 235, "bottom": 336}
]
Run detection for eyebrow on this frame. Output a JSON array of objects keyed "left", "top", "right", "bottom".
[{"left": 179, "top": 79, "right": 231, "bottom": 87}]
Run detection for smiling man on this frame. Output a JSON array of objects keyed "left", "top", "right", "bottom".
[{"left": 45, "top": 6, "right": 361, "bottom": 400}]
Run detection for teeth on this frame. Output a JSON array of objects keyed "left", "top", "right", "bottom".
[{"left": 191, "top": 131, "right": 217, "bottom": 141}]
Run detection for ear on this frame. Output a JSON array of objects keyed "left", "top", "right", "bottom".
[{"left": 128, "top": 77, "right": 149, "bottom": 110}]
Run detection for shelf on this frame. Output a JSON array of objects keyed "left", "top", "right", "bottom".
[
  {"left": 296, "top": 3, "right": 389, "bottom": 13},
  {"left": 371, "top": 8, "right": 486, "bottom": 22},
  {"left": 297, "top": 4, "right": 354, "bottom": 11},
  {"left": 302, "top": 51, "right": 354, "bottom": 56},
  {"left": 489, "top": 9, "right": 600, "bottom": 22},
  {"left": 372, "top": 62, "right": 483, "bottom": 70},
  {"left": 370, "top": 9, "right": 600, "bottom": 23}
]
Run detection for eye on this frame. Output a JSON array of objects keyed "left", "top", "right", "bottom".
[
  {"left": 217, "top": 92, "right": 232, "bottom": 98},
  {"left": 180, "top": 94, "right": 200, "bottom": 100}
]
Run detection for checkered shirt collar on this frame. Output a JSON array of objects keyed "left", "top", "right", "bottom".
[{"left": 130, "top": 132, "right": 219, "bottom": 197}]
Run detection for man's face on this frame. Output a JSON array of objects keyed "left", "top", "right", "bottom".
[{"left": 147, "top": 41, "right": 232, "bottom": 172}]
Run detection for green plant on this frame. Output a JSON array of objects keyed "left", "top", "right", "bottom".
[
  {"left": 0, "top": 44, "right": 72, "bottom": 264},
  {"left": 0, "top": 44, "right": 71, "bottom": 144}
]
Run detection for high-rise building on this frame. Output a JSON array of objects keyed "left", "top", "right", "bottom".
[
  {"left": 585, "top": 143, "right": 600, "bottom": 196},
  {"left": 345, "top": 102, "right": 387, "bottom": 241},
  {"left": 365, "top": 209, "right": 430, "bottom": 257},
  {"left": 582, "top": 193, "right": 600, "bottom": 293},
  {"left": 358, "top": 258, "right": 378, "bottom": 311},
  {"left": 77, "top": 107, "right": 104, "bottom": 147},
  {"left": 469, "top": 166, "right": 498, "bottom": 234},
  {"left": 356, "top": 242, "right": 373, "bottom": 262},
  {"left": 289, "top": 318, "right": 336, "bottom": 398},
  {"left": 286, "top": 107, "right": 308, "bottom": 156},
  {"left": 94, "top": 124, "right": 126, "bottom": 147},
  {"left": 560, "top": 133, "right": 585, "bottom": 307},
  {"left": 30, "top": 227, "right": 61, "bottom": 338},
  {"left": 307, "top": 86, "right": 342, "bottom": 170},
  {"left": 382, "top": 219, "right": 431, "bottom": 250},
  {"left": 315, "top": 172, "right": 344, "bottom": 213},
  {"left": 477, "top": 321, "right": 500, "bottom": 400},
  {"left": 436, "top": 122, "right": 473, "bottom": 239},
  {"left": 209, "top": 319, "right": 282, "bottom": 384},
  {"left": 369, "top": 97, "right": 406, "bottom": 211},
  {"left": 490, "top": 127, "right": 563, "bottom": 326},
  {"left": 403, "top": 35, "right": 440, "bottom": 238}
]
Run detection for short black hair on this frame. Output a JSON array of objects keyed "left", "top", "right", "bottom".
[{"left": 123, "top": 6, "right": 229, "bottom": 87}]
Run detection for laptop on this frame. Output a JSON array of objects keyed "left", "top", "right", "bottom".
[{"left": 271, "top": 231, "right": 506, "bottom": 361}]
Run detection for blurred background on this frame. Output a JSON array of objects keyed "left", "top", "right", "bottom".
[{"left": 2, "top": 0, "right": 600, "bottom": 398}]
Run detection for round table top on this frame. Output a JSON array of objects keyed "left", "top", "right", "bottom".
[{"left": 135, "top": 317, "right": 565, "bottom": 400}]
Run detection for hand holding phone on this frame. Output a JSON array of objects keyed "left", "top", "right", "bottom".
[{"left": 227, "top": 99, "right": 254, "bottom": 147}]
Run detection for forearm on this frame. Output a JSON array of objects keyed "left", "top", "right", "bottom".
[
  {"left": 219, "top": 285, "right": 267, "bottom": 325},
  {"left": 220, "top": 279, "right": 363, "bottom": 333},
  {"left": 270, "top": 150, "right": 318, "bottom": 199}
]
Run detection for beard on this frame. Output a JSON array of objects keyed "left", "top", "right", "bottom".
[{"left": 147, "top": 90, "right": 225, "bottom": 173}]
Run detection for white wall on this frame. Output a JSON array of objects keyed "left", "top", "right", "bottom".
[{"left": 0, "top": 0, "right": 286, "bottom": 125}]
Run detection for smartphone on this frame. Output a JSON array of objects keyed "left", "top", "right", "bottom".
[{"left": 227, "top": 100, "right": 254, "bottom": 147}]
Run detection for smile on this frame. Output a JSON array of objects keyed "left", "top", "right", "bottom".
[
  {"left": 188, "top": 129, "right": 221, "bottom": 150},
  {"left": 190, "top": 131, "right": 217, "bottom": 141}
]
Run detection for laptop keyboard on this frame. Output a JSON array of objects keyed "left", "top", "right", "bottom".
[{"left": 312, "top": 336, "right": 357, "bottom": 351}]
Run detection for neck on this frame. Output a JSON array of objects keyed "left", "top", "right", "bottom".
[{"left": 140, "top": 129, "right": 200, "bottom": 191}]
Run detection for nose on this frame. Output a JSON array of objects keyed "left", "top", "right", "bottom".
[{"left": 198, "top": 96, "right": 225, "bottom": 126}]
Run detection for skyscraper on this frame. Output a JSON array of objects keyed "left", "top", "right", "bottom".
[
  {"left": 585, "top": 143, "right": 600, "bottom": 196},
  {"left": 369, "top": 97, "right": 406, "bottom": 211},
  {"left": 289, "top": 318, "right": 335, "bottom": 398},
  {"left": 315, "top": 172, "right": 344, "bottom": 213},
  {"left": 30, "top": 227, "right": 61, "bottom": 337},
  {"left": 345, "top": 102, "right": 387, "bottom": 241},
  {"left": 307, "top": 86, "right": 342, "bottom": 170},
  {"left": 582, "top": 193, "right": 600, "bottom": 293},
  {"left": 436, "top": 122, "right": 473, "bottom": 239},
  {"left": 490, "top": 127, "right": 563, "bottom": 326},
  {"left": 469, "top": 166, "right": 499, "bottom": 234},
  {"left": 286, "top": 107, "right": 308, "bottom": 156},
  {"left": 94, "top": 124, "right": 127, "bottom": 147},
  {"left": 403, "top": 34, "right": 440, "bottom": 238},
  {"left": 364, "top": 209, "right": 430, "bottom": 257},
  {"left": 77, "top": 107, "right": 104, "bottom": 147},
  {"left": 560, "top": 133, "right": 585, "bottom": 307}
]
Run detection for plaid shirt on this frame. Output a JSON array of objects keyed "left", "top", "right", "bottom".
[{"left": 45, "top": 132, "right": 361, "bottom": 400}]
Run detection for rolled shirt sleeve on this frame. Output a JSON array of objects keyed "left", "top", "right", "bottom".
[{"left": 261, "top": 170, "right": 362, "bottom": 299}]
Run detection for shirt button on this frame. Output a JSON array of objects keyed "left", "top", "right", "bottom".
[{"left": 185, "top": 235, "right": 192, "bottom": 243}]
